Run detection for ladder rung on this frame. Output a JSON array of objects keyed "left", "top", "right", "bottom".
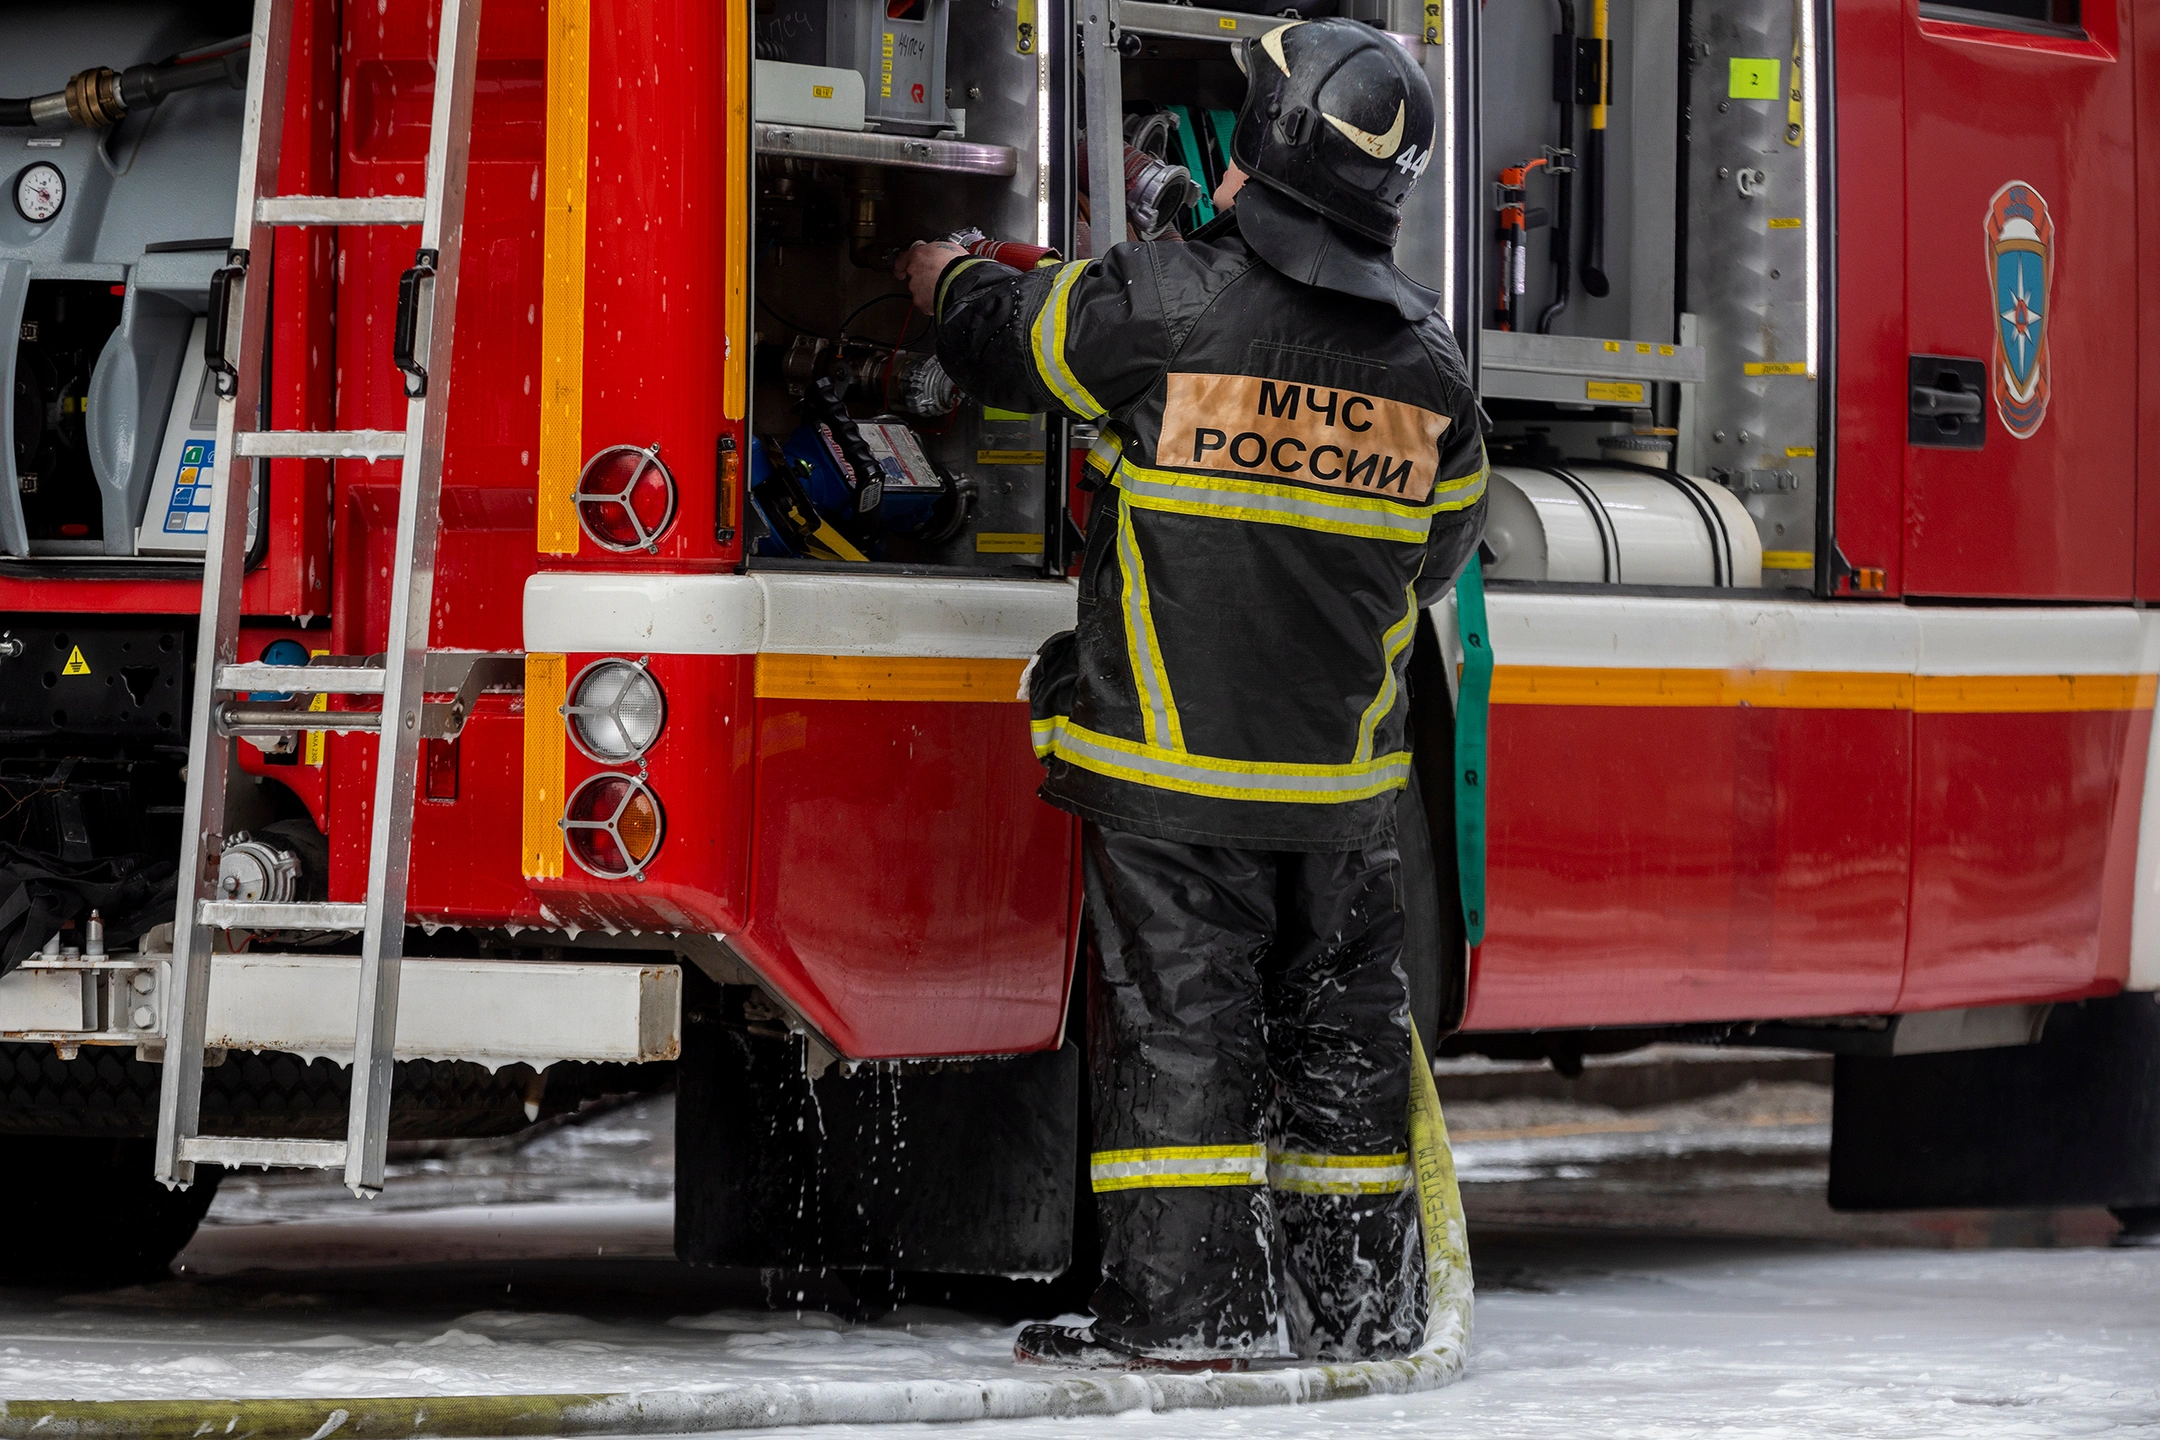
[
  {"left": 237, "top": 430, "right": 408, "bottom": 461},
  {"left": 219, "top": 663, "right": 386, "bottom": 695},
  {"left": 199, "top": 900, "right": 368, "bottom": 930},
  {"left": 179, "top": 1136, "right": 348, "bottom": 1169},
  {"left": 257, "top": 195, "right": 425, "bottom": 226},
  {"left": 218, "top": 707, "right": 381, "bottom": 737}
]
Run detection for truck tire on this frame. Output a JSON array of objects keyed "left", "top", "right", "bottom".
[
  {"left": 1830, "top": 992, "right": 2160, "bottom": 1212},
  {"left": 1403, "top": 605, "right": 1472, "bottom": 1041},
  {"left": 1397, "top": 767, "right": 1458, "bottom": 1046},
  {"left": 0, "top": 1136, "right": 221, "bottom": 1286}
]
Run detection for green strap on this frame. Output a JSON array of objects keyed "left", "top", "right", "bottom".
[
  {"left": 1452, "top": 556, "right": 1490, "bottom": 946},
  {"left": 1166, "top": 105, "right": 1215, "bottom": 226}
]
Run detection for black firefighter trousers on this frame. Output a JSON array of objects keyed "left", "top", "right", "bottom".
[{"left": 1081, "top": 823, "right": 1424, "bottom": 1362}]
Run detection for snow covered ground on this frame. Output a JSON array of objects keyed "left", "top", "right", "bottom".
[{"left": 1, "top": 1081, "right": 2154, "bottom": 1436}]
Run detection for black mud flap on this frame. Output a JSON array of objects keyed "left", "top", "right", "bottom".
[
  {"left": 676, "top": 982, "right": 1080, "bottom": 1277},
  {"left": 1830, "top": 992, "right": 2160, "bottom": 1210}
]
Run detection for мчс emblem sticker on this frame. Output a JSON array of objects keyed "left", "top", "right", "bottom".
[{"left": 1985, "top": 180, "right": 2054, "bottom": 440}]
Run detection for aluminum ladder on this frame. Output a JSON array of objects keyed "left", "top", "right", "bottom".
[{"left": 153, "top": 0, "right": 484, "bottom": 1197}]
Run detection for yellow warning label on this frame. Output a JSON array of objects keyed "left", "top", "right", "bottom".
[
  {"left": 305, "top": 648, "right": 328, "bottom": 767},
  {"left": 1729, "top": 58, "right": 1781, "bottom": 100},
  {"left": 1785, "top": 445, "right": 1817, "bottom": 458},
  {"left": 1761, "top": 550, "right": 1815, "bottom": 570},
  {"left": 1768, "top": 217, "right": 1804, "bottom": 229},
  {"left": 61, "top": 646, "right": 90, "bottom": 676},
  {"left": 880, "top": 31, "right": 893, "bottom": 98},
  {"left": 976, "top": 532, "right": 1045, "bottom": 554},
  {"left": 812, "top": 84, "right": 834, "bottom": 98},
  {"left": 1603, "top": 340, "right": 1622, "bottom": 353},
  {"left": 1745, "top": 361, "right": 1809, "bottom": 376},
  {"left": 1585, "top": 380, "right": 1646, "bottom": 404},
  {"left": 1219, "top": 14, "right": 1237, "bottom": 27},
  {"left": 1425, "top": 0, "right": 1442, "bottom": 44},
  {"left": 976, "top": 449, "right": 1047, "bottom": 465}
]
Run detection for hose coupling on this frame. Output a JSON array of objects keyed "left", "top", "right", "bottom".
[{"left": 63, "top": 67, "right": 126, "bottom": 129}]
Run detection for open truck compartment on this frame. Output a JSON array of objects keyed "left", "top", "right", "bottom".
[
  {"left": 737, "top": 0, "right": 1829, "bottom": 593},
  {"left": 1473, "top": 0, "right": 1825, "bottom": 592},
  {"left": 743, "top": 0, "right": 1069, "bottom": 572},
  {"left": 0, "top": 7, "right": 254, "bottom": 566}
]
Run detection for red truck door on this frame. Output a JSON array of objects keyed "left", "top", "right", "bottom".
[{"left": 1900, "top": 0, "right": 2137, "bottom": 599}]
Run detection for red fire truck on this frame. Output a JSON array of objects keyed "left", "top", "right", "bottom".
[{"left": 0, "top": 0, "right": 2155, "bottom": 1284}]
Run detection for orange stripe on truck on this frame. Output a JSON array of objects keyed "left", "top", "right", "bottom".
[
  {"left": 1489, "top": 666, "right": 2158, "bottom": 713},
  {"left": 755, "top": 654, "right": 1028, "bottom": 703}
]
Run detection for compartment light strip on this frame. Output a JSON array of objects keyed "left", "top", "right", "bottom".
[
  {"left": 1801, "top": 0, "right": 1819, "bottom": 378},
  {"left": 1038, "top": 37, "right": 1052, "bottom": 248}
]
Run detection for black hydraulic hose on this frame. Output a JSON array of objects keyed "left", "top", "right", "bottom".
[
  {"left": 1580, "top": 0, "right": 1612, "bottom": 296},
  {"left": 1591, "top": 455, "right": 1733, "bottom": 586},
  {"left": 1531, "top": 463, "right": 1618, "bottom": 583},
  {"left": 1536, "top": 0, "right": 1576, "bottom": 334},
  {"left": 0, "top": 37, "right": 248, "bottom": 130}
]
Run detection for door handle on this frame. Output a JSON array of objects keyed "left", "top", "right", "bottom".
[
  {"left": 1910, "top": 385, "right": 1981, "bottom": 418},
  {"left": 1907, "top": 355, "right": 1986, "bottom": 449}
]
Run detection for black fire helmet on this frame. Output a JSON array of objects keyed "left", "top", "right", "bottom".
[{"left": 1228, "top": 19, "right": 1442, "bottom": 320}]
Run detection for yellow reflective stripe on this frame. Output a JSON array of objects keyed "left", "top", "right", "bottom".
[
  {"left": 1118, "top": 465, "right": 1432, "bottom": 544},
  {"left": 1031, "top": 716, "right": 1061, "bottom": 757},
  {"left": 1117, "top": 499, "right": 1184, "bottom": 750},
  {"left": 1432, "top": 455, "right": 1490, "bottom": 513},
  {"left": 1123, "top": 461, "right": 1437, "bottom": 522},
  {"left": 1268, "top": 1148, "right": 1413, "bottom": 1195},
  {"left": 536, "top": 0, "right": 589, "bottom": 554},
  {"left": 1091, "top": 1143, "right": 1267, "bottom": 1192},
  {"left": 1086, "top": 428, "right": 1124, "bottom": 476},
  {"left": 1029, "top": 261, "right": 1106, "bottom": 419},
  {"left": 935, "top": 255, "right": 990, "bottom": 320},
  {"left": 1047, "top": 719, "right": 1411, "bottom": 803},
  {"left": 521, "top": 652, "right": 567, "bottom": 879},
  {"left": 1354, "top": 583, "right": 1420, "bottom": 764},
  {"left": 722, "top": 0, "right": 749, "bottom": 421}
]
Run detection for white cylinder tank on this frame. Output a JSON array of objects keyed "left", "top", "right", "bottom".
[{"left": 1482, "top": 462, "right": 1763, "bottom": 588}]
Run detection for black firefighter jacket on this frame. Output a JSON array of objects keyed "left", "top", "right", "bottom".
[{"left": 933, "top": 218, "right": 1489, "bottom": 851}]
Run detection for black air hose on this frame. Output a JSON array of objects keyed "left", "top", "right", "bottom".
[
  {"left": 0, "top": 37, "right": 248, "bottom": 130},
  {"left": 1536, "top": 0, "right": 1577, "bottom": 334}
]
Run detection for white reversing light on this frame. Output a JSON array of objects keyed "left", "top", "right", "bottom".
[{"left": 564, "top": 658, "right": 666, "bottom": 763}]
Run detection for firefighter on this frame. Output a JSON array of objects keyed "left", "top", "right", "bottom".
[{"left": 897, "top": 18, "right": 1487, "bottom": 1370}]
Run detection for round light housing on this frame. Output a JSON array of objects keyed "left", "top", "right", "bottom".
[
  {"left": 575, "top": 444, "right": 677, "bottom": 552},
  {"left": 562, "top": 772, "right": 665, "bottom": 880},
  {"left": 565, "top": 658, "right": 666, "bottom": 762}
]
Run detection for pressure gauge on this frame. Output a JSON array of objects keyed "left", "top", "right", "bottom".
[{"left": 13, "top": 162, "right": 62, "bottom": 223}]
